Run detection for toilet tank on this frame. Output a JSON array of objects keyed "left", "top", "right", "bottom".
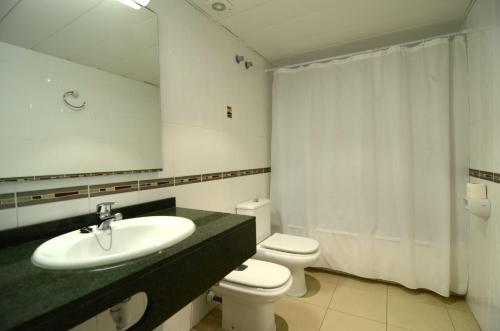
[{"left": 236, "top": 198, "right": 271, "bottom": 244}]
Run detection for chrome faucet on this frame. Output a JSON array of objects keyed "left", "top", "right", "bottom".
[{"left": 96, "top": 202, "right": 122, "bottom": 231}]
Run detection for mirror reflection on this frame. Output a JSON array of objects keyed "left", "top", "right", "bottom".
[{"left": 0, "top": 0, "right": 161, "bottom": 179}]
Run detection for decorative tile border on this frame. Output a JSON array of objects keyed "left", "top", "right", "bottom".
[
  {"left": 222, "top": 167, "right": 271, "bottom": 179},
  {"left": 0, "top": 168, "right": 162, "bottom": 183},
  {"left": 13, "top": 166, "right": 500, "bottom": 208},
  {"left": 0, "top": 167, "right": 271, "bottom": 209},
  {"left": 202, "top": 173, "right": 222, "bottom": 182},
  {"left": 139, "top": 178, "right": 175, "bottom": 191},
  {"left": 175, "top": 175, "right": 202, "bottom": 186},
  {"left": 0, "top": 193, "right": 15, "bottom": 210},
  {"left": 89, "top": 181, "right": 139, "bottom": 197},
  {"left": 469, "top": 168, "right": 500, "bottom": 183},
  {"left": 17, "top": 186, "right": 88, "bottom": 207}
]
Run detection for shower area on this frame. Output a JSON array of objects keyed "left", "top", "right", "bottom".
[
  {"left": 271, "top": 35, "right": 468, "bottom": 297},
  {"left": 270, "top": 2, "right": 500, "bottom": 327}
]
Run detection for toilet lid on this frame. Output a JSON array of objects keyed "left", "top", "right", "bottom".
[
  {"left": 261, "top": 233, "right": 319, "bottom": 254},
  {"left": 223, "top": 259, "right": 291, "bottom": 289}
]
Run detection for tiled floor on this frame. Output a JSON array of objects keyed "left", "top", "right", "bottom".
[{"left": 193, "top": 269, "right": 480, "bottom": 331}]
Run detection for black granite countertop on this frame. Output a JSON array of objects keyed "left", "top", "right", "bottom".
[{"left": 0, "top": 203, "right": 256, "bottom": 331}]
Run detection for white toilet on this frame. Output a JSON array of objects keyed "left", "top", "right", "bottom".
[
  {"left": 213, "top": 259, "right": 292, "bottom": 331},
  {"left": 212, "top": 198, "right": 319, "bottom": 331},
  {"left": 236, "top": 198, "right": 320, "bottom": 297}
]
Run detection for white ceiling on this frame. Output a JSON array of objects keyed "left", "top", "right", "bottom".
[
  {"left": 187, "top": 0, "right": 472, "bottom": 65},
  {"left": 0, "top": 0, "right": 159, "bottom": 85}
]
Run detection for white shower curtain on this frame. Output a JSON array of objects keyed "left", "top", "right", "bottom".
[{"left": 271, "top": 37, "right": 468, "bottom": 296}]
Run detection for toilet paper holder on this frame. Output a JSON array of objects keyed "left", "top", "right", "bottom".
[
  {"left": 464, "top": 197, "right": 491, "bottom": 220},
  {"left": 464, "top": 182, "right": 490, "bottom": 220}
]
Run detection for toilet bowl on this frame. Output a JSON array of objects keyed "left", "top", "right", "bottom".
[
  {"left": 255, "top": 233, "right": 320, "bottom": 297},
  {"left": 212, "top": 259, "right": 292, "bottom": 331},
  {"left": 236, "top": 199, "right": 320, "bottom": 297}
]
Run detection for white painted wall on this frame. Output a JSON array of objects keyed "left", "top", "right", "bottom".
[
  {"left": 464, "top": 0, "right": 500, "bottom": 330},
  {"left": 0, "top": 41, "right": 161, "bottom": 178}
]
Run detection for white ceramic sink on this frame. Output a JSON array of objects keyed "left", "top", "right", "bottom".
[{"left": 32, "top": 216, "right": 196, "bottom": 270}]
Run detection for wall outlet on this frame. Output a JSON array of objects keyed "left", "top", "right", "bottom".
[{"left": 227, "top": 106, "right": 232, "bottom": 118}]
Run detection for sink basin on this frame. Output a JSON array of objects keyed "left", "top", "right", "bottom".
[{"left": 32, "top": 216, "right": 196, "bottom": 270}]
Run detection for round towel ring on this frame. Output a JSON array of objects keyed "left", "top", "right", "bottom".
[{"left": 63, "top": 90, "right": 86, "bottom": 111}]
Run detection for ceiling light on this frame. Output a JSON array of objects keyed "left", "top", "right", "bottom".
[
  {"left": 211, "top": 2, "right": 227, "bottom": 11},
  {"left": 115, "top": 0, "right": 150, "bottom": 10}
]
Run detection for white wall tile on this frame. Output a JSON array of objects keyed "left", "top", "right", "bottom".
[
  {"left": 165, "top": 124, "right": 221, "bottom": 177},
  {"left": 0, "top": 181, "right": 15, "bottom": 192},
  {"left": 138, "top": 186, "right": 175, "bottom": 204},
  {"left": 16, "top": 177, "right": 89, "bottom": 192},
  {"left": 89, "top": 191, "right": 139, "bottom": 213},
  {"left": 0, "top": 139, "right": 35, "bottom": 178},
  {"left": 464, "top": 0, "right": 500, "bottom": 329},
  {"left": 15, "top": 178, "right": 91, "bottom": 228},
  {"left": 87, "top": 174, "right": 138, "bottom": 186},
  {"left": 219, "top": 173, "right": 271, "bottom": 213},
  {"left": 173, "top": 181, "right": 225, "bottom": 212},
  {"left": 17, "top": 198, "right": 90, "bottom": 227},
  {"left": 159, "top": 122, "right": 175, "bottom": 178},
  {"left": 0, "top": 209, "right": 17, "bottom": 231}
]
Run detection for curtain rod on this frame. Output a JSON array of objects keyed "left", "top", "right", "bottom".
[{"left": 265, "top": 31, "right": 467, "bottom": 72}]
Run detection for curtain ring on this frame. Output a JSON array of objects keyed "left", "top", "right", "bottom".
[{"left": 63, "top": 90, "right": 86, "bottom": 110}]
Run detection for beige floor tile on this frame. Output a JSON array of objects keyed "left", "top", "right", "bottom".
[
  {"left": 193, "top": 308, "right": 223, "bottom": 331},
  {"left": 387, "top": 296, "right": 454, "bottom": 331},
  {"left": 444, "top": 297, "right": 471, "bottom": 312},
  {"left": 337, "top": 275, "right": 388, "bottom": 294},
  {"left": 329, "top": 286, "right": 387, "bottom": 323},
  {"left": 290, "top": 274, "right": 337, "bottom": 308},
  {"left": 274, "top": 297, "right": 327, "bottom": 331},
  {"left": 306, "top": 269, "right": 342, "bottom": 285},
  {"left": 193, "top": 306, "right": 292, "bottom": 331},
  {"left": 387, "top": 325, "right": 412, "bottom": 331},
  {"left": 388, "top": 285, "right": 447, "bottom": 308},
  {"left": 448, "top": 309, "right": 481, "bottom": 331},
  {"left": 319, "top": 310, "right": 385, "bottom": 331}
]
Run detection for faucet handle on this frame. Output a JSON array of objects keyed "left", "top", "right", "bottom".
[{"left": 96, "top": 202, "right": 116, "bottom": 216}]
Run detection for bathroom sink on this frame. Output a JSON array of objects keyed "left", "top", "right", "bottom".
[{"left": 31, "top": 216, "right": 196, "bottom": 270}]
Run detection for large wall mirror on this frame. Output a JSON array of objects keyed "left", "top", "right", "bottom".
[{"left": 0, "top": 0, "right": 161, "bottom": 179}]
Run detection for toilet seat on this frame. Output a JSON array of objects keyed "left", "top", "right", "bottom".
[
  {"left": 260, "top": 233, "right": 319, "bottom": 254},
  {"left": 222, "top": 259, "right": 291, "bottom": 289},
  {"left": 215, "top": 259, "right": 293, "bottom": 302},
  {"left": 256, "top": 233, "right": 320, "bottom": 268},
  {"left": 214, "top": 259, "right": 292, "bottom": 331},
  {"left": 254, "top": 234, "right": 320, "bottom": 296}
]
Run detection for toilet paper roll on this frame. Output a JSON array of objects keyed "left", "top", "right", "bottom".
[
  {"left": 467, "top": 198, "right": 491, "bottom": 220},
  {"left": 466, "top": 183, "right": 487, "bottom": 199}
]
